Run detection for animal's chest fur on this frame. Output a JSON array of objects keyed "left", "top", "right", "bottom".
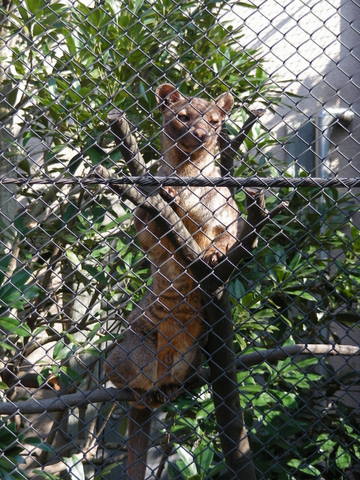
[
  {"left": 160, "top": 152, "right": 239, "bottom": 249},
  {"left": 172, "top": 185, "right": 239, "bottom": 247},
  {"left": 177, "top": 186, "right": 221, "bottom": 221}
]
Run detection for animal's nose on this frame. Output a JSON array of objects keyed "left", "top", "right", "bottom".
[{"left": 192, "top": 128, "right": 208, "bottom": 141}]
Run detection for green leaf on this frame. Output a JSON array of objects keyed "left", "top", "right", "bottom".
[
  {"left": 0, "top": 317, "right": 20, "bottom": 330},
  {"left": 0, "top": 342, "right": 16, "bottom": 352},
  {"left": 53, "top": 340, "right": 68, "bottom": 361},
  {"left": 25, "top": 0, "right": 45, "bottom": 14},
  {"left": 288, "top": 252, "right": 302, "bottom": 270},
  {"left": 0, "top": 317, "right": 31, "bottom": 337},
  {"left": 287, "top": 459, "right": 321, "bottom": 476},
  {"left": 25, "top": 438, "right": 54, "bottom": 453},
  {"left": 18, "top": 6, "right": 29, "bottom": 21},
  {"left": 32, "top": 470, "right": 60, "bottom": 480},
  {"left": 8, "top": 269, "right": 32, "bottom": 289},
  {"left": 17, "top": 158, "right": 31, "bottom": 174},
  {"left": 85, "top": 145, "right": 106, "bottom": 164},
  {"left": 175, "top": 446, "right": 197, "bottom": 477},
  {"left": 284, "top": 290, "right": 317, "bottom": 301},
  {"left": 236, "top": 2, "right": 257, "bottom": 7},
  {"left": 194, "top": 442, "right": 214, "bottom": 475},
  {"left": 272, "top": 264, "right": 287, "bottom": 282},
  {"left": 94, "top": 462, "right": 119, "bottom": 480},
  {"left": 335, "top": 446, "right": 352, "bottom": 469},
  {"left": 66, "top": 250, "right": 81, "bottom": 267},
  {"left": 229, "top": 279, "right": 246, "bottom": 299},
  {"left": 316, "top": 433, "right": 336, "bottom": 453},
  {"left": 167, "top": 461, "right": 184, "bottom": 480}
]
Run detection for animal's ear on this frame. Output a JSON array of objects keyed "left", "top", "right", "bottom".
[
  {"left": 215, "top": 92, "right": 234, "bottom": 116},
  {"left": 156, "top": 84, "right": 184, "bottom": 110}
]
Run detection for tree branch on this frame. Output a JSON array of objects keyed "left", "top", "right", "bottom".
[
  {"left": 219, "top": 109, "right": 265, "bottom": 176},
  {"left": 231, "top": 109, "right": 265, "bottom": 154},
  {"left": 1, "top": 344, "right": 357, "bottom": 414},
  {"left": 0, "top": 387, "right": 132, "bottom": 415},
  {"left": 38, "top": 450, "right": 126, "bottom": 475},
  {"left": 204, "top": 293, "right": 256, "bottom": 479},
  {"left": 108, "top": 109, "right": 147, "bottom": 177},
  {"left": 95, "top": 165, "right": 207, "bottom": 273},
  {"left": 235, "top": 343, "right": 360, "bottom": 369}
]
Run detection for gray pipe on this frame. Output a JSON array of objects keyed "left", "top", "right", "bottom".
[{"left": 314, "top": 108, "right": 354, "bottom": 178}]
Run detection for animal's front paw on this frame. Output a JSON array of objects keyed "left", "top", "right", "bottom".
[
  {"left": 204, "top": 246, "right": 224, "bottom": 266},
  {"left": 145, "top": 384, "right": 181, "bottom": 406}
]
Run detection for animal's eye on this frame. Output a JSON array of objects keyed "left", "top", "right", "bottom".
[
  {"left": 209, "top": 119, "right": 219, "bottom": 126},
  {"left": 178, "top": 113, "right": 190, "bottom": 122}
]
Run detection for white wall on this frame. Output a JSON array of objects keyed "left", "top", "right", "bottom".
[{"left": 227, "top": 0, "right": 360, "bottom": 181}]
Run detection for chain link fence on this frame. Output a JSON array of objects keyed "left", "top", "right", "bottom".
[{"left": 0, "top": 1, "right": 359, "bottom": 479}]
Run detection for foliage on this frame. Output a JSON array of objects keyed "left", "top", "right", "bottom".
[
  {"left": 3, "top": 0, "right": 275, "bottom": 172},
  {"left": 232, "top": 186, "right": 360, "bottom": 348},
  {"left": 163, "top": 186, "right": 359, "bottom": 479},
  {"left": 0, "top": 424, "right": 24, "bottom": 480},
  {"left": 0, "top": 0, "right": 359, "bottom": 479},
  {"left": 0, "top": 420, "right": 35, "bottom": 480},
  {"left": 168, "top": 352, "right": 359, "bottom": 480}
]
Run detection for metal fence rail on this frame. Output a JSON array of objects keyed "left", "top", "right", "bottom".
[
  {"left": 1, "top": 175, "right": 360, "bottom": 187},
  {"left": 0, "top": 1, "right": 359, "bottom": 480}
]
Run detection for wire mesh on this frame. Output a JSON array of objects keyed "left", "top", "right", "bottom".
[{"left": 0, "top": 1, "right": 359, "bottom": 479}]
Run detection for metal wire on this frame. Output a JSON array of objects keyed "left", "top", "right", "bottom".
[{"left": 0, "top": 1, "right": 359, "bottom": 480}]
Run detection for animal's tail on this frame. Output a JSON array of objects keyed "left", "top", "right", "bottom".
[{"left": 127, "top": 406, "right": 153, "bottom": 480}]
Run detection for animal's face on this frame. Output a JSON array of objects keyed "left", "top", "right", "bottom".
[{"left": 156, "top": 84, "right": 234, "bottom": 153}]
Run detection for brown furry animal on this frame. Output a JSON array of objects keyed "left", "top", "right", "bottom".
[{"left": 106, "top": 84, "right": 240, "bottom": 479}]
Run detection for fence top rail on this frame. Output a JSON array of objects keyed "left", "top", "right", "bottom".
[{"left": 0, "top": 175, "right": 359, "bottom": 188}]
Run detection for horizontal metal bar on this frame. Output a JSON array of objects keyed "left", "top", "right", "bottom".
[{"left": 0, "top": 176, "right": 359, "bottom": 188}]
